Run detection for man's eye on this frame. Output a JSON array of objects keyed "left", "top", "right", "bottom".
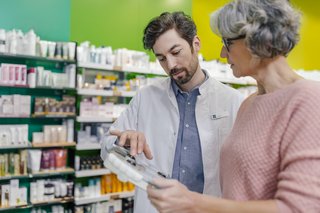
[
  {"left": 172, "top": 50, "right": 181, "bottom": 55},
  {"left": 157, "top": 57, "right": 166, "bottom": 62}
]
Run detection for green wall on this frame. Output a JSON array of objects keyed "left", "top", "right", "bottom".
[
  {"left": 70, "top": 0, "right": 192, "bottom": 52},
  {"left": 0, "top": 0, "right": 319, "bottom": 69},
  {"left": 0, "top": 0, "right": 70, "bottom": 41}
]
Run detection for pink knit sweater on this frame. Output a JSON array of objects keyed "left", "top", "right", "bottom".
[{"left": 220, "top": 79, "right": 320, "bottom": 212}]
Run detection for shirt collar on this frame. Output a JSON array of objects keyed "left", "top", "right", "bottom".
[{"left": 171, "top": 69, "right": 209, "bottom": 96}]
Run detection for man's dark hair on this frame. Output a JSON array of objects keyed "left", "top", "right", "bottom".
[{"left": 143, "top": 11, "right": 197, "bottom": 50}]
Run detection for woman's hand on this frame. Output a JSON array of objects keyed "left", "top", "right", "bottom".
[{"left": 147, "top": 178, "right": 197, "bottom": 213}]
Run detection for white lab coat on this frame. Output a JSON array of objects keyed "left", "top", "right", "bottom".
[{"left": 101, "top": 74, "right": 243, "bottom": 213}]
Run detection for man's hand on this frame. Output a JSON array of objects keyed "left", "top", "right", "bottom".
[{"left": 109, "top": 129, "right": 153, "bottom": 160}]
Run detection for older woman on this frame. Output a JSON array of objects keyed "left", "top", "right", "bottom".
[{"left": 146, "top": 0, "right": 320, "bottom": 212}]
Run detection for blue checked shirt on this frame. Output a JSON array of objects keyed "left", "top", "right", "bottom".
[{"left": 171, "top": 72, "right": 208, "bottom": 193}]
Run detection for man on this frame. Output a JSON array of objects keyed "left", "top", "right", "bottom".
[{"left": 101, "top": 11, "right": 243, "bottom": 213}]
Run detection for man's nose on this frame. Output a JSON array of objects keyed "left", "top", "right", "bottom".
[{"left": 167, "top": 56, "right": 177, "bottom": 70}]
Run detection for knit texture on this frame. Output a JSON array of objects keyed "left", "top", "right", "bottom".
[{"left": 220, "top": 79, "right": 320, "bottom": 212}]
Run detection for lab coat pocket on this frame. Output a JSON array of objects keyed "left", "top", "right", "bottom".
[{"left": 209, "top": 111, "right": 230, "bottom": 131}]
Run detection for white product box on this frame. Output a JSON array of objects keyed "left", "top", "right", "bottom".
[
  {"left": 20, "top": 95, "right": 31, "bottom": 116},
  {"left": 9, "top": 179, "right": 19, "bottom": 206},
  {"left": 1, "top": 184, "right": 10, "bottom": 207},
  {"left": 18, "top": 187, "right": 27, "bottom": 205},
  {"left": 13, "top": 94, "right": 20, "bottom": 116},
  {"left": 107, "top": 199, "right": 122, "bottom": 213}
]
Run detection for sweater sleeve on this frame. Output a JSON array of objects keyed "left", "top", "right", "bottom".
[{"left": 275, "top": 87, "right": 320, "bottom": 212}]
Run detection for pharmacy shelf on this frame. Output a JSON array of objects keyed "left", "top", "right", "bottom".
[
  {"left": 77, "top": 88, "right": 113, "bottom": 96},
  {"left": 74, "top": 191, "right": 134, "bottom": 205},
  {"left": 0, "top": 203, "right": 28, "bottom": 211},
  {"left": 30, "top": 168, "right": 75, "bottom": 177},
  {"left": 0, "top": 53, "right": 76, "bottom": 64},
  {"left": 31, "top": 197, "right": 74, "bottom": 207},
  {"left": 1, "top": 169, "right": 75, "bottom": 180},
  {"left": 0, "top": 85, "right": 76, "bottom": 91},
  {"left": 0, "top": 115, "right": 30, "bottom": 118},
  {"left": 75, "top": 169, "right": 110, "bottom": 178},
  {"left": 78, "top": 62, "right": 114, "bottom": 71},
  {"left": 114, "top": 65, "right": 166, "bottom": 76},
  {"left": 0, "top": 197, "right": 73, "bottom": 211},
  {"left": 0, "top": 174, "right": 29, "bottom": 181},
  {"left": 76, "top": 116, "right": 115, "bottom": 123},
  {"left": 77, "top": 88, "right": 136, "bottom": 97},
  {"left": 32, "top": 114, "right": 76, "bottom": 118},
  {"left": 78, "top": 62, "right": 166, "bottom": 76},
  {"left": 32, "top": 142, "right": 76, "bottom": 148},
  {"left": 76, "top": 143, "right": 101, "bottom": 150},
  {"left": 0, "top": 144, "right": 31, "bottom": 150}
]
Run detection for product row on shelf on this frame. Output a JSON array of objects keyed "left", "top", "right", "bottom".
[
  {"left": 0, "top": 95, "right": 76, "bottom": 119},
  {"left": 0, "top": 29, "right": 76, "bottom": 61},
  {"left": 0, "top": 176, "right": 134, "bottom": 211}
]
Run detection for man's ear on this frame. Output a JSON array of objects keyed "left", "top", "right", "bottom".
[{"left": 193, "top": 35, "right": 201, "bottom": 52}]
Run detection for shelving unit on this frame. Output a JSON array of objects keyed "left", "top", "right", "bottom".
[
  {"left": 32, "top": 142, "right": 76, "bottom": 148},
  {"left": 75, "top": 168, "right": 110, "bottom": 178},
  {"left": 30, "top": 168, "right": 75, "bottom": 177},
  {"left": 74, "top": 62, "right": 165, "bottom": 210},
  {"left": 77, "top": 88, "right": 136, "bottom": 97},
  {"left": 76, "top": 116, "right": 115, "bottom": 123},
  {"left": 0, "top": 203, "right": 29, "bottom": 212},
  {"left": 30, "top": 197, "right": 74, "bottom": 206},
  {"left": 76, "top": 143, "right": 101, "bottom": 150},
  {"left": 0, "top": 52, "right": 77, "bottom": 212},
  {"left": 74, "top": 191, "right": 134, "bottom": 206}
]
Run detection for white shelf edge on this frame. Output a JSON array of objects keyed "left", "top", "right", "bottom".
[
  {"left": 76, "top": 116, "right": 114, "bottom": 123},
  {"left": 78, "top": 62, "right": 166, "bottom": 76},
  {"left": 77, "top": 89, "right": 113, "bottom": 96},
  {"left": 121, "top": 91, "right": 136, "bottom": 97},
  {"left": 74, "top": 191, "right": 134, "bottom": 205},
  {"left": 78, "top": 62, "right": 114, "bottom": 70},
  {"left": 75, "top": 169, "right": 110, "bottom": 178},
  {"left": 0, "top": 144, "right": 31, "bottom": 149},
  {"left": 77, "top": 89, "right": 136, "bottom": 97},
  {"left": 76, "top": 143, "right": 101, "bottom": 150}
]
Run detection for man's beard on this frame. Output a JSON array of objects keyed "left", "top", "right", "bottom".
[{"left": 170, "top": 67, "right": 194, "bottom": 85}]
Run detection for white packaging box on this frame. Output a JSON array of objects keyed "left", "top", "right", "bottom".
[
  {"left": 8, "top": 64, "right": 15, "bottom": 85},
  {"left": 1, "top": 184, "right": 10, "bottom": 207},
  {"left": 13, "top": 94, "right": 20, "bottom": 116},
  {"left": 0, "top": 64, "right": 10, "bottom": 84},
  {"left": 107, "top": 199, "right": 122, "bottom": 212},
  {"left": 2, "top": 95, "right": 13, "bottom": 115},
  {"left": 18, "top": 187, "right": 27, "bottom": 205},
  {"left": 98, "top": 103, "right": 113, "bottom": 118},
  {"left": 9, "top": 179, "right": 19, "bottom": 206},
  {"left": 32, "top": 132, "right": 44, "bottom": 143},
  {"left": 20, "top": 65, "right": 27, "bottom": 86},
  {"left": 79, "top": 101, "right": 93, "bottom": 117},
  {"left": 20, "top": 125, "right": 29, "bottom": 145},
  {"left": 67, "top": 119, "right": 74, "bottom": 142},
  {"left": 14, "top": 65, "right": 21, "bottom": 85},
  {"left": 20, "top": 95, "right": 31, "bottom": 116}
]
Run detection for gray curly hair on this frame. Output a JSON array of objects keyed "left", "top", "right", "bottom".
[{"left": 210, "top": 0, "right": 301, "bottom": 58}]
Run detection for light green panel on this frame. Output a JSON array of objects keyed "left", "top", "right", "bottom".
[
  {"left": 0, "top": 0, "right": 70, "bottom": 41},
  {"left": 70, "top": 0, "right": 192, "bottom": 52}
]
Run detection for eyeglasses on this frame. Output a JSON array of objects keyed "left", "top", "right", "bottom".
[{"left": 222, "top": 35, "right": 246, "bottom": 52}]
